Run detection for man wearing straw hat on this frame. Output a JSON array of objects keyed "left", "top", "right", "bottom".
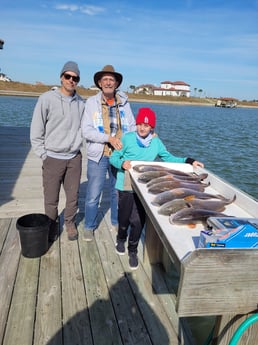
[{"left": 82, "top": 65, "right": 135, "bottom": 241}]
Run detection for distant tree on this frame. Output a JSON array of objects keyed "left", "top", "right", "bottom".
[
  {"left": 129, "top": 85, "right": 136, "bottom": 93},
  {"left": 198, "top": 89, "right": 203, "bottom": 98},
  {"left": 194, "top": 87, "right": 197, "bottom": 97}
]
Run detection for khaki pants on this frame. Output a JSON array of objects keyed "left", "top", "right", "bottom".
[{"left": 42, "top": 153, "right": 82, "bottom": 226}]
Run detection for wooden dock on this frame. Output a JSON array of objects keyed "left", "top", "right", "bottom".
[{"left": 0, "top": 127, "right": 202, "bottom": 345}]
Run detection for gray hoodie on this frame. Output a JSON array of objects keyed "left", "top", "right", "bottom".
[{"left": 30, "top": 88, "right": 85, "bottom": 160}]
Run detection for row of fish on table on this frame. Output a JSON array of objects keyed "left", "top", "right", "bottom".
[{"left": 133, "top": 164, "right": 236, "bottom": 227}]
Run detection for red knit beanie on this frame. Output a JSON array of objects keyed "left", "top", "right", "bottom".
[{"left": 136, "top": 108, "right": 156, "bottom": 128}]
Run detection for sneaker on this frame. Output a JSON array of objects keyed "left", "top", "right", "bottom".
[
  {"left": 129, "top": 252, "right": 139, "bottom": 270},
  {"left": 66, "top": 223, "right": 78, "bottom": 241},
  {"left": 83, "top": 230, "right": 94, "bottom": 242},
  {"left": 115, "top": 241, "right": 125, "bottom": 255}
]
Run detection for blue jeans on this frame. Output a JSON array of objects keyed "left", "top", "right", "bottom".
[{"left": 84, "top": 156, "right": 118, "bottom": 230}]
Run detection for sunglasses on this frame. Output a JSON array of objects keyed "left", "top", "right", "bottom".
[{"left": 63, "top": 73, "right": 80, "bottom": 83}]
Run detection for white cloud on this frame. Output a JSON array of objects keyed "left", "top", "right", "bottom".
[
  {"left": 80, "top": 5, "right": 105, "bottom": 16},
  {"left": 55, "top": 4, "right": 105, "bottom": 16},
  {"left": 55, "top": 4, "right": 79, "bottom": 12}
]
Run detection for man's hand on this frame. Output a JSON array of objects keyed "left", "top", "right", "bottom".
[{"left": 108, "top": 136, "right": 122, "bottom": 150}]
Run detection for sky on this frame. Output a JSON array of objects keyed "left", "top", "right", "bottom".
[{"left": 1, "top": 0, "right": 258, "bottom": 100}]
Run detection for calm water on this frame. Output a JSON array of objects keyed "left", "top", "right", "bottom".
[{"left": 1, "top": 95, "right": 258, "bottom": 200}]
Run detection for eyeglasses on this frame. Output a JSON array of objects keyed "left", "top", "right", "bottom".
[{"left": 63, "top": 73, "right": 80, "bottom": 83}]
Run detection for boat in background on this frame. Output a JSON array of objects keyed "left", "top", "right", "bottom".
[{"left": 215, "top": 97, "right": 237, "bottom": 108}]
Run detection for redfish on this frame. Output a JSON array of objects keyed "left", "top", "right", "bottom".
[
  {"left": 133, "top": 164, "right": 194, "bottom": 176},
  {"left": 152, "top": 188, "right": 229, "bottom": 207},
  {"left": 138, "top": 171, "right": 208, "bottom": 184},
  {"left": 169, "top": 208, "right": 232, "bottom": 225},
  {"left": 137, "top": 170, "right": 172, "bottom": 183},
  {"left": 146, "top": 173, "right": 208, "bottom": 186},
  {"left": 148, "top": 180, "right": 209, "bottom": 194},
  {"left": 158, "top": 194, "right": 236, "bottom": 216}
]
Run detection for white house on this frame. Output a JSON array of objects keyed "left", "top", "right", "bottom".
[
  {"left": 133, "top": 84, "right": 155, "bottom": 95},
  {"left": 0, "top": 73, "right": 11, "bottom": 82},
  {"left": 153, "top": 81, "right": 190, "bottom": 97},
  {"left": 134, "top": 80, "right": 191, "bottom": 97}
]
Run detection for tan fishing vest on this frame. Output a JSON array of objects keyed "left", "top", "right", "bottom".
[{"left": 102, "top": 96, "right": 123, "bottom": 157}]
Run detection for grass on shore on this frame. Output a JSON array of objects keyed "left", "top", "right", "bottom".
[{"left": 1, "top": 81, "right": 258, "bottom": 107}]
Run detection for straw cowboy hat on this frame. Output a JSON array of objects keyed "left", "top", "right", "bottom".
[{"left": 94, "top": 65, "right": 123, "bottom": 89}]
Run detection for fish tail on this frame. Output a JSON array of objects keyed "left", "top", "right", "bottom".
[{"left": 222, "top": 194, "right": 237, "bottom": 204}]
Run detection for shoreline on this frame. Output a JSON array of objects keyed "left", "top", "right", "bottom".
[
  {"left": 0, "top": 89, "right": 213, "bottom": 106},
  {"left": 0, "top": 88, "right": 257, "bottom": 109}
]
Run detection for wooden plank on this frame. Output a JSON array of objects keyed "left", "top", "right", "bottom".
[
  {"left": 60, "top": 228, "right": 92, "bottom": 345},
  {"left": 79, "top": 221, "right": 122, "bottom": 345},
  {"left": 2, "top": 256, "right": 40, "bottom": 345},
  {"left": 105, "top": 208, "right": 196, "bottom": 344},
  {"left": 144, "top": 217, "right": 163, "bottom": 264},
  {"left": 212, "top": 313, "right": 258, "bottom": 345},
  {"left": 140, "top": 258, "right": 195, "bottom": 345},
  {"left": 127, "top": 268, "right": 189, "bottom": 344},
  {"left": 34, "top": 238, "right": 62, "bottom": 345},
  {"left": 0, "top": 219, "right": 20, "bottom": 342},
  {"left": 97, "top": 213, "right": 196, "bottom": 345},
  {"left": 0, "top": 218, "right": 11, "bottom": 251},
  {"left": 177, "top": 249, "right": 258, "bottom": 316},
  {"left": 152, "top": 244, "right": 214, "bottom": 343},
  {"left": 1, "top": 186, "right": 43, "bottom": 197},
  {"left": 0, "top": 148, "right": 32, "bottom": 156},
  {"left": 94, "top": 218, "right": 153, "bottom": 345}
]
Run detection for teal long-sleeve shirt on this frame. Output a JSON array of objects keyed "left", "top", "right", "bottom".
[{"left": 110, "top": 131, "right": 187, "bottom": 191}]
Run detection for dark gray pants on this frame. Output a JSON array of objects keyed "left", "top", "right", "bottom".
[
  {"left": 117, "top": 191, "right": 146, "bottom": 253},
  {"left": 42, "top": 153, "right": 82, "bottom": 226}
]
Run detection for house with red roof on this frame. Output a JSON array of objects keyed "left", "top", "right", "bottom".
[
  {"left": 153, "top": 81, "right": 190, "bottom": 97},
  {"left": 134, "top": 81, "right": 191, "bottom": 97}
]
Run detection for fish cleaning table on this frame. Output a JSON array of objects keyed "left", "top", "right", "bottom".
[{"left": 130, "top": 161, "right": 258, "bottom": 345}]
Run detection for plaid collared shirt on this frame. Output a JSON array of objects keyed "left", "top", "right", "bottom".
[{"left": 109, "top": 101, "right": 118, "bottom": 137}]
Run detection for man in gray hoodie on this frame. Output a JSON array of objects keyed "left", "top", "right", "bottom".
[{"left": 30, "top": 61, "right": 85, "bottom": 241}]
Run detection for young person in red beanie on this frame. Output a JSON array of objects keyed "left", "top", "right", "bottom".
[{"left": 110, "top": 107, "right": 204, "bottom": 270}]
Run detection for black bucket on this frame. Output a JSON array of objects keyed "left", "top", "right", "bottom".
[{"left": 16, "top": 213, "right": 50, "bottom": 258}]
